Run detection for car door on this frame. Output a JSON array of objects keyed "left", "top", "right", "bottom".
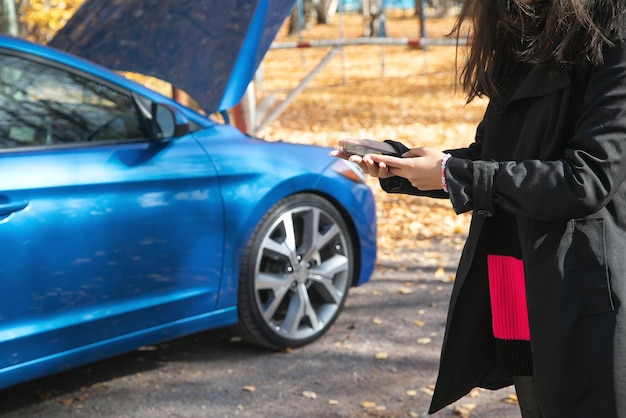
[{"left": 0, "top": 49, "right": 225, "bottom": 372}]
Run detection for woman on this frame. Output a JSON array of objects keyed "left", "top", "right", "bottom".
[{"left": 331, "top": 0, "right": 626, "bottom": 416}]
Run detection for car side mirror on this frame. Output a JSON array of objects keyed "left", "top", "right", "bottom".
[{"left": 150, "top": 103, "right": 190, "bottom": 140}]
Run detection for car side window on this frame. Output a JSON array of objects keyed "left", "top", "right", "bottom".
[{"left": 0, "top": 52, "right": 146, "bottom": 149}]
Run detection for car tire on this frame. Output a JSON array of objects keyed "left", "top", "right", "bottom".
[{"left": 236, "top": 193, "right": 356, "bottom": 350}]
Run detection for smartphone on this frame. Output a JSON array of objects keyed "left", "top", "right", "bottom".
[{"left": 341, "top": 139, "right": 402, "bottom": 157}]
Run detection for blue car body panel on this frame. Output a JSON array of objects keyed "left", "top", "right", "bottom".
[
  {"left": 191, "top": 125, "right": 377, "bottom": 310},
  {"left": 0, "top": 2, "right": 376, "bottom": 390},
  {"left": 0, "top": 139, "right": 227, "bottom": 386}
]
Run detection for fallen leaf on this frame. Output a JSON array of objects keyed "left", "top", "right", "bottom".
[
  {"left": 375, "top": 351, "right": 388, "bottom": 359},
  {"left": 424, "top": 251, "right": 442, "bottom": 259},
  {"left": 361, "top": 401, "right": 377, "bottom": 409},
  {"left": 36, "top": 389, "right": 57, "bottom": 401},
  {"left": 422, "top": 385, "right": 435, "bottom": 396},
  {"left": 504, "top": 393, "right": 519, "bottom": 404},
  {"left": 372, "top": 317, "right": 383, "bottom": 325},
  {"left": 417, "top": 337, "right": 432, "bottom": 345},
  {"left": 328, "top": 399, "right": 339, "bottom": 405},
  {"left": 468, "top": 389, "right": 481, "bottom": 398},
  {"left": 243, "top": 385, "right": 256, "bottom": 392},
  {"left": 453, "top": 403, "right": 476, "bottom": 418},
  {"left": 302, "top": 391, "right": 317, "bottom": 399},
  {"left": 405, "top": 389, "right": 417, "bottom": 397}
]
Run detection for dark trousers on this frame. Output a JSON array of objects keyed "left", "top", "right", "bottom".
[{"left": 513, "top": 376, "right": 544, "bottom": 418}]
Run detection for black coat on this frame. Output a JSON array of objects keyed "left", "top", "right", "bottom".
[{"left": 381, "top": 41, "right": 626, "bottom": 417}]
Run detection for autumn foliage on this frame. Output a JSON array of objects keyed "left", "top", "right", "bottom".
[{"left": 19, "top": 0, "right": 84, "bottom": 43}]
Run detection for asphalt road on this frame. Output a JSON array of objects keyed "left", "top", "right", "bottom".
[{"left": 0, "top": 242, "right": 520, "bottom": 418}]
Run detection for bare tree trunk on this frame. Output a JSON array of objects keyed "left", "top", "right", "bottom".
[
  {"left": 415, "top": 0, "right": 426, "bottom": 38},
  {"left": 414, "top": 0, "right": 422, "bottom": 16},
  {"left": 1, "top": 0, "right": 18, "bottom": 36},
  {"left": 363, "top": 0, "right": 386, "bottom": 37},
  {"left": 362, "top": 0, "right": 371, "bottom": 37},
  {"left": 288, "top": 0, "right": 316, "bottom": 36},
  {"left": 288, "top": 5, "right": 300, "bottom": 36},
  {"left": 316, "top": 0, "right": 338, "bottom": 24}
]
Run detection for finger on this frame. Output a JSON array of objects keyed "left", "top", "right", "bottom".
[
  {"left": 362, "top": 154, "right": 385, "bottom": 171},
  {"left": 328, "top": 150, "right": 341, "bottom": 157},
  {"left": 369, "top": 153, "right": 401, "bottom": 167},
  {"left": 377, "top": 163, "right": 389, "bottom": 175},
  {"left": 328, "top": 150, "right": 354, "bottom": 160},
  {"left": 348, "top": 154, "right": 364, "bottom": 164},
  {"left": 362, "top": 154, "right": 376, "bottom": 165}
]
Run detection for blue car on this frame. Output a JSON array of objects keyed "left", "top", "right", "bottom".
[{"left": 0, "top": 1, "right": 376, "bottom": 390}]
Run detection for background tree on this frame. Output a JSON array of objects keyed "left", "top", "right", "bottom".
[
  {"left": 315, "top": 0, "right": 338, "bottom": 24},
  {"left": 16, "top": 0, "right": 83, "bottom": 43},
  {"left": 0, "top": 0, "right": 18, "bottom": 36},
  {"left": 288, "top": 0, "right": 315, "bottom": 35},
  {"left": 362, "top": 0, "right": 386, "bottom": 37},
  {"left": 288, "top": 0, "right": 341, "bottom": 35}
]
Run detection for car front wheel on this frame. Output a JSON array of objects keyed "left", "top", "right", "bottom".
[{"left": 236, "top": 193, "right": 356, "bottom": 350}]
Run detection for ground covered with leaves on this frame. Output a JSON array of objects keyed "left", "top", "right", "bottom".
[{"left": 259, "top": 13, "right": 487, "bottom": 264}]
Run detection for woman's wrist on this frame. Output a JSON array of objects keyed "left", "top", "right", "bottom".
[{"left": 441, "top": 153, "right": 452, "bottom": 192}]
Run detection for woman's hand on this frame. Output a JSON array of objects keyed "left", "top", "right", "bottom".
[
  {"left": 329, "top": 146, "right": 447, "bottom": 190},
  {"left": 328, "top": 149, "right": 396, "bottom": 179}
]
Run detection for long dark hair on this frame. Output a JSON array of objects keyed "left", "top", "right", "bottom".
[{"left": 452, "top": 0, "right": 626, "bottom": 102}]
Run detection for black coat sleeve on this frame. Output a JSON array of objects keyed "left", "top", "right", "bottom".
[
  {"left": 447, "top": 41, "right": 626, "bottom": 221},
  {"left": 378, "top": 123, "right": 485, "bottom": 198}
]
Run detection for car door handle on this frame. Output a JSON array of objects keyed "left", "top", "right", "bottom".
[{"left": 0, "top": 200, "right": 29, "bottom": 217}]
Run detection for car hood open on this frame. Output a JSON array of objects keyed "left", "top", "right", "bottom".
[{"left": 49, "top": 0, "right": 295, "bottom": 113}]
